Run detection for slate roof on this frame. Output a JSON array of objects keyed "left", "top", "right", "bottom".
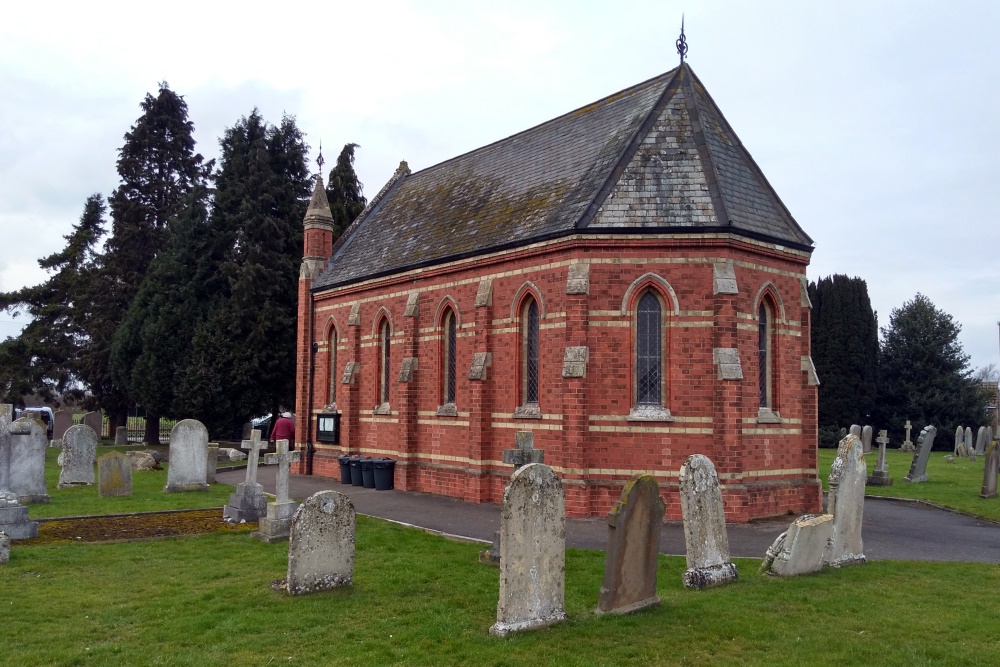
[{"left": 314, "top": 64, "right": 812, "bottom": 291}]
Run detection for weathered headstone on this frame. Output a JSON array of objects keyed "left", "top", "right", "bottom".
[
  {"left": 114, "top": 426, "right": 128, "bottom": 446},
  {"left": 867, "top": 429, "right": 892, "bottom": 486},
  {"left": 206, "top": 443, "right": 219, "bottom": 485},
  {"left": 900, "top": 420, "right": 915, "bottom": 452},
  {"left": 903, "top": 425, "right": 937, "bottom": 484},
  {"left": 127, "top": 450, "right": 159, "bottom": 471},
  {"left": 976, "top": 427, "right": 989, "bottom": 456},
  {"left": 679, "top": 454, "right": 738, "bottom": 589},
  {"left": 761, "top": 513, "right": 834, "bottom": 576},
  {"left": 58, "top": 424, "right": 97, "bottom": 488},
  {"left": 0, "top": 531, "right": 9, "bottom": 563},
  {"left": 981, "top": 442, "right": 999, "bottom": 499},
  {"left": 861, "top": 425, "right": 873, "bottom": 454},
  {"left": 482, "top": 430, "right": 546, "bottom": 565},
  {"left": 82, "top": 411, "right": 103, "bottom": 439},
  {"left": 965, "top": 427, "right": 974, "bottom": 457},
  {"left": 824, "top": 434, "right": 867, "bottom": 567},
  {"left": 223, "top": 429, "right": 268, "bottom": 522},
  {"left": 10, "top": 417, "right": 49, "bottom": 503},
  {"left": 258, "top": 439, "right": 302, "bottom": 542},
  {"left": 838, "top": 427, "right": 848, "bottom": 440},
  {"left": 490, "top": 463, "right": 567, "bottom": 637},
  {"left": 0, "top": 405, "right": 38, "bottom": 540},
  {"left": 164, "top": 419, "right": 210, "bottom": 493},
  {"left": 849, "top": 424, "right": 862, "bottom": 437},
  {"left": 53, "top": 409, "right": 73, "bottom": 440},
  {"left": 596, "top": 475, "right": 664, "bottom": 615},
  {"left": 218, "top": 447, "right": 247, "bottom": 461},
  {"left": 284, "top": 490, "right": 355, "bottom": 595},
  {"left": 954, "top": 426, "right": 965, "bottom": 456},
  {"left": 98, "top": 452, "right": 133, "bottom": 497}
]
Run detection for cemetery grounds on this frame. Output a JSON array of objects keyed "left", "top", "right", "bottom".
[{"left": 2, "top": 447, "right": 999, "bottom": 666}]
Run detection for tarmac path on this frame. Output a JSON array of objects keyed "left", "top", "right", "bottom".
[{"left": 217, "top": 466, "right": 1000, "bottom": 563}]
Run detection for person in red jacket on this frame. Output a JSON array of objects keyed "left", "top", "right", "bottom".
[{"left": 270, "top": 412, "right": 296, "bottom": 450}]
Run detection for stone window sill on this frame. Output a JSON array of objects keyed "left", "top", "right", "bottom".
[
  {"left": 513, "top": 403, "right": 542, "bottom": 419},
  {"left": 435, "top": 403, "right": 459, "bottom": 417},
  {"left": 627, "top": 405, "right": 675, "bottom": 422},
  {"left": 373, "top": 403, "right": 392, "bottom": 416},
  {"left": 756, "top": 408, "right": 782, "bottom": 424}
]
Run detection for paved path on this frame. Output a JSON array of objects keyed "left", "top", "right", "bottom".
[{"left": 217, "top": 466, "right": 1000, "bottom": 564}]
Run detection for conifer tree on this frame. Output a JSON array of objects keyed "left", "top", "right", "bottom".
[
  {"left": 326, "top": 142, "right": 366, "bottom": 237},
  {"left": 0, "top": 195, "right": 106, "bottom": 405}
]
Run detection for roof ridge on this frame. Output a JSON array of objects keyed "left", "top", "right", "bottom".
[{"left": 404, "top": 67, "right": 681, "bottom": 180}]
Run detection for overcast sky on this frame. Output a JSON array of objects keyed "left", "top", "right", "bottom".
[{"left": 2, "top": 0, "right": 998, "bottom": 372}]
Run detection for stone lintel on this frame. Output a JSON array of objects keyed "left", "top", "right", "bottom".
[
  {"left": 713, "top": 347, "right": 743, "bottom": 380},
  {"left": 474, "top": 279, "right": 493, "bottom": 307},
  {"left": 562, "top": 346, "right": 589, "bottom": 378},
  {"left": 712, "top": 261, "right": 739, "bottom": 295},
  {"left": 566, "top": 263, "right": 590, "bottom": 295},
  {"left": 404, "top": 293, "right": 419, "bottom": 318}
]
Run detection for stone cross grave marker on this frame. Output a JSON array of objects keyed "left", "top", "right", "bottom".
[
  {"left": 825, "top": 434, "right": 867, "bottom": 567},
  {"left": 490, "top": 463, "right": 567, "bottom": 637},
  {"left": 903, "top": 425, "right": 937, "bottom": 484},
  {"left": 679, "top": 454, "right": 738, "bottom": 589},
  {"left": 11, "top": 417, "right": 49, "bottom": 503},
  {"left": 596, "top": 474, "right": 664, "bottom": 615},
  {"left": 0, "top": 405, "right": 37, "bottom": 540},
  {"left": 164, "top": 419, "right": 210, "bottom": 493},
  {"left": 284, "top": 490, "right": 356, "bottom": 595},
  {"left": 955, "top": 426, "right": 965, "bottom": 456},
  {"left": 58, "top": 424, "right": 97, "bottom": 488},
  {"left": 98, "top": 451, "right": 133, "bottom": 497},
  {"left": 483, "top": 431, "right": 546, "bottom": 565},
  {"left": 900, "top": 420, "right": 915, "bottom": 452},
  {"left": 223, "top": 429, "right": 268, "bottom": 522},
  {"left": 861, "top": 425, "right": 873, "bottom": 454},
  {"left": 258, "top": 439, "right": 302, "bottom": 542},
  {"left": 981, "top": 441, "right": 999, "bottom": 499},
  {"left": 867, "top": 429, "right": 892, "bottom": 486}
]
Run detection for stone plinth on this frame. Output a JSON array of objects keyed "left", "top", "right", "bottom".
[{"left": 258, "top": 501, "right": 298, "bottom": 542}]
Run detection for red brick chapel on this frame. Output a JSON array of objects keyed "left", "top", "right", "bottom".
[{"left": 294, "top": 61, "right": 822, "bottom": 521}]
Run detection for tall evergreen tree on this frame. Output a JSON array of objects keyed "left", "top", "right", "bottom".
[
  {"left": 878, "top": 293, "right": 986, "bottom": 445},
  {"left": 326, "top": 142, "right": 366, "bottom": 238},
  {"left": 81, "top": 82, "right": 207, "bottom": 440},
  {"left": 181, "top": 110, "right": 311, "bottom": 435},
  {"left": 0, "top": 195, "right": 106, "bottom": 405},
  {"left": 808, "top": 275, "right": 879, "bottom": 443}
]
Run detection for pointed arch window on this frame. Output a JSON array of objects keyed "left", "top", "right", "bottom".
[
  {"left": 522, "top": 297, "right": 539, "bottom": 405},
  {"left": 758, "top": 300, "right": 772, "bottom": 410},
  {"left": 443, "top": 308, "right": 457, "bottom": 405},
  {"left": 636, "top": 291, "right": 662, "bottom": 405},
  {"left": 328, "top": 328, "right": 338, "bottom": 407},
  {"left": 379, "top": 319, "right": 391, "bottom": 407}
]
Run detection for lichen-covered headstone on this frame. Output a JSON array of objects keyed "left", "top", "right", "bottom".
[
  {"left": 164, "top": 419, "right": 210, "bottom": 493},
  {"left": 861, "top": 425, "right": 873, "bottom": 454},
  {"left": 825, "top": 434, "right": 866, "bottom": 567},
  {"left": 285, "top": 490, "right": 355, "bottom": 595},
  {"left": 981, "top": 442, "right": 999, "bottom": 499},
  {"left": 679, "top": 454, "right": 738, "bottom": 589},
  {"left": 596, "top": 475, "right": 664, "bottom": 614},
  {"left": 0, "top": 531, "right": 9, "bottom": 563},
  {"left": 98, "top": 452, "right": 133, "bottom": 497},
  {"left": 761, "top": 513, "right": 833, "bottom": 576},
  {"left": 490, "top": 463, "right": 567, "bottom": 637},
  {"left": 11, "top": 417, "right": 49, "bottom": 503},
  {"left": 58, "top": 424, "right": 97, "bottom": 488},
  {"left": 903, "top": 425, "right": 937, "bottom": 484}
]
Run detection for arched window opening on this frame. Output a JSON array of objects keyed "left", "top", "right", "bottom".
[
  {"left": 758, "top": 301, "right": 771, "bottom": 409},
  {"left": 379, "top": 319, "right": 391, "bottom": 405},
  {"left": 328, "top": 328, "right": 338, "bottom": 406},
  {"left": 443, "top": 309, "right": 457, "bottom": 404},
  {"left": 522, "top": 297, "right": 539, "bottom": 404},
  {"left": 636, "top": 291, "right": 662, "bottom": 405}
]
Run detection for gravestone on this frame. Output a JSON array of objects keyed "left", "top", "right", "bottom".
[
  {"left": 838, "top": 427, "right": 848, "bottom": 440},
  {"left": 965, "top": 427, "right": 974, "bottom": 457},
  {"left": 596, "top": 475, "right": 664, "bottom": 615},
  {"left": 849, "top": 424, "right": 862, "bottom": 437},
  {"left": 53, "top": 409, "right": 73, "bottom": 440},
  {"left": 976, "top": 427, "right": 989, "bottom": 456},
  {"left": 284, "top": 490, "right": 355, "bottom": 595},
  {"left": 981, "top": 442, "right": 999, "bottom": 499},
  {"left": 903, "top": 425, "right": 937, "bottom": 484},
  {"left": 867, "top": 429, "right": 892, "bottom": 486},
  {"left": 164, "top": 419, "right": 210, "bottom": 493},
  {"left": 114, "top": 426, "right": 128, "bottom": 446},
  {"left": 861, "top": 425, "right": 873, "bottom": 454},
  {"left": 482, "top": 431, "right": 546, "bottom": 565},
  {"left": 11, "top": 417, "right": 50, "bottom": 503},
  {"left": 127, "top": 450, "right": 159, "bottom": 471},
  {"left": 490, "top": 463, "right": 567, "bottom": 637},
  {"left": 82, "top": 411, "right": 102, "bottom": 439},
  {"left": 206, "top": 443, "right": 219, "bottom": 485},
  {"left": 761, "top": 513, "right": 833, "bottom": 576},
  {"left": 0, "top": 531, "right": 9, "bottom": 563},
  {"left": 0, "top": 405, "right": 38, "bottom": 539},
  {"left": 824, "top": 434, "right": 866, "bottom": 567},
  {"left": 900, "top": 420, "right": 915, "bottom": 452},
  {"left": 679, "top": 454, "right": 738, "bottom": 589},
  {"left": 258, "top": 439, "right": 301, "bottom": 542},
  {"left": 98, "top": 452, "right": 133, "bottom": 497},
  {"left": 955, "top": 426, "right": 965, "bottom": 456},
  {"left": 223, "top": 429, "right": 268, "bottom": 522},
  {"left": 58, "top": 424, "right": 98, "bottom": 488}
]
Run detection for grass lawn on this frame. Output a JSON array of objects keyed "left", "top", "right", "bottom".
[
  {"left": 3, "top": 516, "right": 1000, "bottom": 666},
  {"left": 27, "top": 446, "right": 235, "bottom": 519},
  {"left": 817, "top": 447, "right": 1000, "bottom": 522}
]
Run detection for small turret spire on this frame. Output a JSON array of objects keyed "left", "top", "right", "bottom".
[{"left": 676, "top": 15, "right": 688, "bottom": 64}]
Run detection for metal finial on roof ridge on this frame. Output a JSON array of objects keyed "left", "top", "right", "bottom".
[
  {"left": 676, "top": 15, "right": 688, "bottom": 64},
  {"left": 317, "top": 141, "right": 325, "bottom": 177}
]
